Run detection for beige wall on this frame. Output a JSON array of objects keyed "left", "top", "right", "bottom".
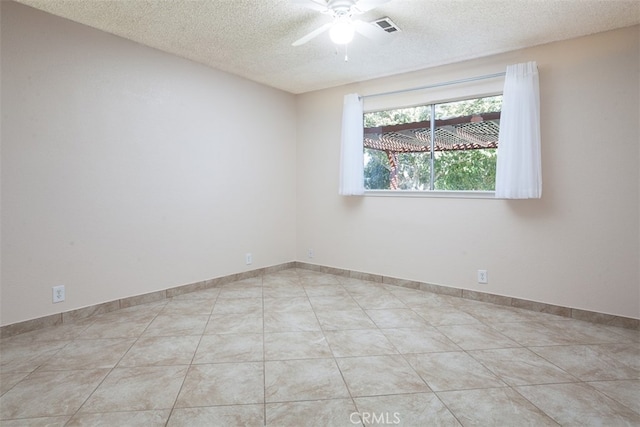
[
  {"left": 1, "top": 2, "right": 297, "bottom": 326},
  {"left": 296, "top": 26, "right": 640, "bottom": 319}
]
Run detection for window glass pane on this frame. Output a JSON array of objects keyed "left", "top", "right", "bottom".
[
  {"left": 364, "top": 106, "right": 430, "bottom": 127},
  {"left": 433, "top": 95, "right": 501, "bottom": 191},
  {"left": 434, "top": 96, "right": 502, "bottom": 120},
  {"left": 363, "top": 95, "right": 501, "bottom": 192},
  {"left": 434, "top": 149, "right": 497, "bottom": 190},
  {"left": 364, "top": 106, "right": 431, "bottom": 190}
]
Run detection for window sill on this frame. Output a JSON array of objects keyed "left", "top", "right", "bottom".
[{"left": 364, "top": 190, "right": 496, "bottom": 199}]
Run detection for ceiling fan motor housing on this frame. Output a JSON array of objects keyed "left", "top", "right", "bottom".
[{"left": 327, "top": 0, "right": 358, "bottom": 17}]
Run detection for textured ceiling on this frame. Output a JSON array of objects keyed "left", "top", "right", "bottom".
[{"left": 14, "top": 0, "right": 640, "bottom": 94}]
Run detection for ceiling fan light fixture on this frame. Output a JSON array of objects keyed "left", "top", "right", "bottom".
[{"left": 329, "top": 20, "right": 355, "bottom": 45}]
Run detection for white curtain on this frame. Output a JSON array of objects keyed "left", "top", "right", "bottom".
[
  {"left": 495, "top": 61, "right": 542, "bottom": 199},
  {"left": 339, "top": 93, "right": 365, "bottom": 195}
]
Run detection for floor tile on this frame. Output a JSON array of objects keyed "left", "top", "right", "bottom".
[
  {"left": 226, "top": 277, "right": 263, "bottom": 287},
  {"left": 461, "top": 304, "right": 534, "bottom": 323},
  {"left": 336, "top": 355, "right": 430, "bottom": 397},
  {"left": 206, "top": 312, "right": 263, "bottom": 334},
  {"left": 344, "top": 283, "right": 390, "bottom": 298},
  {"left": 211, "top": 297, "right": 262, "bottom": 315},
  {"left": 0, "top": 340, "right": 69, "bottom": 374},
  {"left": 263, "top": 275, "right": 300, "bottom": 287},
  {"left": 1, "top": 369, "right": 109, "bottom": 419},
  {"left": 354, "top": 393, "right": 461, "bottom": 427},
  {"left": 263, "top": 296, "right": 314, "bottom": 313},
  {"left": 142, "top": 314, "right": 209, "bottom": 337},
  {"left": 339, "top": 277, "right": 381, "bottom": 288},
  {"left": 351, "top": 293, "right": 408, "bottom": 309},
  {"left": 412, "top": 304, "right": 482, "bottom": 326},
  {"left": 309, "top": 295, "right": 362, "bottom": 311},
  {"left": 529, "top": 344, "right": 638, "bottom": 381},
  {"left": 265, "top": 358, "right": 349, "bottom": 402},
  {"left": 118, "top": 335, "right": 200, "bottom": 367},
  {"left": 303, "top": 284, "right": 350, "bottom": 297},
  {"left": 385, "top": 287, "right": 441, "bottom": 306},
  {"left": 170, "top": 287, "right": 220, "bottom": 300},
  {"left": 0, "top": 320, "right": 93, "bottom": 344},
  {"left": 78, "top": 318, "right": 153, "bottom": 339},
  {"left": 0, "top": 372, "right": 29, "bottom": 395},
  {"left": 168, "top": 405, "right": 264, "bottom": 427},
  {"left": 175, "top": 362, "right": 263, "bottom": 407},
  {"left": 297, "top": 272, "right": 342, "bottom": 286},
  {"left": 90, "top": 303, "right": 163, "bottom": 325},
  {"left": 586, "top": 380, "right": 640, "bottom": 414},
  {"left": 435, "top": 324, "right": 520, "bottom": 350},
  {"left": 406, "top": 352, "right": 506, "bottom": 391},
  {"left": 263, "top": 285, "right": 307, "bottom": 298},
  {"left": 67, "top": 410, "right": 170, "bottom": 426},
  {"left": 37, "top": 338, "right": 134, "bottom": 371},
  {"left": 1, "top": 416, "right": 71, "bottom": 426},
  {"left": 314, "top": 310, "right": 377, "bottom": 330},
  {"left": 491, "top": 321, "right": 586, "bottom": 346},
  {"left": 265, "top": 331, "right": 332, "bottom": 360},
  {"left": 324, "top": 329, "right": 398, "bottom": 357},
  {"left": 591, "top": 342, "right": 640, "bottom": 371},
  {"left": 193, "top": 333, "right": 263, "bottom": 363},
  {"left": 516, "top": 382, "right": 640, "bottom": 426},
  {"left": 79, "top": 366, "right": 187, "bottom": 412},
  {"left": 264, "top": 311, "right": 321, "bottom": 332},
  {"left": 160, "top": 299, "right": 216, "bottom": 315},
  {"left": 218, "top": 286, "right": 263, "bottom": 299},
  {"left": 438, "top": 387, "right": 559, "bottom": 426},
  {"left": 540, "top": 319, "right": 630, "bottom": 344},
  {"left": 365, "top": 309, "right": 430, "bottom": 329},
  {"left": 381, "top": 327, "right": 461, "bottom": 354},
  {"left": 468, "top": 347, "right": 577, "bottom": 386},
  {"left": 266, "top": 399, "right": 358, "bottom": 427}
]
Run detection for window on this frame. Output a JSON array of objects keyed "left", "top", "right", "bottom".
[{"left": 363, "top": 95, "right": 502, "bottom": 192}]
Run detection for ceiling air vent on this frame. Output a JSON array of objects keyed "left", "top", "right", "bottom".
[{"left": 372, "top": 17, "right": 400, "bottom": 33}]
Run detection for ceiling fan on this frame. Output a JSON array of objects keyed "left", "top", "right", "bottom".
[{"left": 292, "top": 0, "right": 391, "bottom": 47}]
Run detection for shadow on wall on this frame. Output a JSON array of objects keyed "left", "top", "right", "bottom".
[
  {"left": 505, "top": 198, "right": 551, "bottom": 219},
  {"left": 341, "top": 195, "right": 365, "bottom": 210}
]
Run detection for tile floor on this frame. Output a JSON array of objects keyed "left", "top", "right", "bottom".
[{"left": 1, "top": 268, "right": 638, "bottom": 426}]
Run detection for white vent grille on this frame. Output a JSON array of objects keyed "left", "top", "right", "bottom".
[{"left": 372, "top": 17, "right": 400, "bottom": 33}]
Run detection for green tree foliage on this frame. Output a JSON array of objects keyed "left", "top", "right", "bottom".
[
  {"left": 364, "top": 149, "right": 390, "bottom": 190},
  {"left": 434, "top": 149, "right": 497, "bottom": 190},
  {"left": 364, "top": 105, "right": 430, "bottom": 127},
  {"left": 364, "top": 95, "right": 501, "bottom": 191}
]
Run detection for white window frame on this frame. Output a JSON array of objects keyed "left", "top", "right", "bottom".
[{"left": 359, "top": 71, "right": 505, "bottom": 198}]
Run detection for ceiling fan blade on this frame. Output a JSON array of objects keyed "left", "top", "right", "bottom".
[
  {"left": 292, "top": 22, "right": 333, "bottom": 46},
  {"left": 291, "top": 0, "right": 330, "bottom": 13},
  {"left": 353, "top": 0, "right": 391, "bottom": 13},
  {"left": 353, "top": 20, "right": 387, "bottom": 42}
]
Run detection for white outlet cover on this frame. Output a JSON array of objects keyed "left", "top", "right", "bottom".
[
  {"left": 52, "top": 285, "right": 65, "bottom": 303},
  {"left": 477, "top": 270, "right": 488, "bottom": 284}
]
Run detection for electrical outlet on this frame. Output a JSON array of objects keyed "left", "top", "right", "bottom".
[
  {"left": 477, "top": 270, "right": 488, "bottom": 284},
  {"left": 308, "top": 248, "right": 314, "bottom": 259},
  {"left": 52, "top": 285, "right": 65, "bottom": 303},
  {"left": 245, "top": 253, "right": 252, "bottom": 265}
]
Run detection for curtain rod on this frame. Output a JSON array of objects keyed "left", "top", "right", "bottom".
[{"left": 359, "top": 71, "right": 506, "bottom": 100}]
